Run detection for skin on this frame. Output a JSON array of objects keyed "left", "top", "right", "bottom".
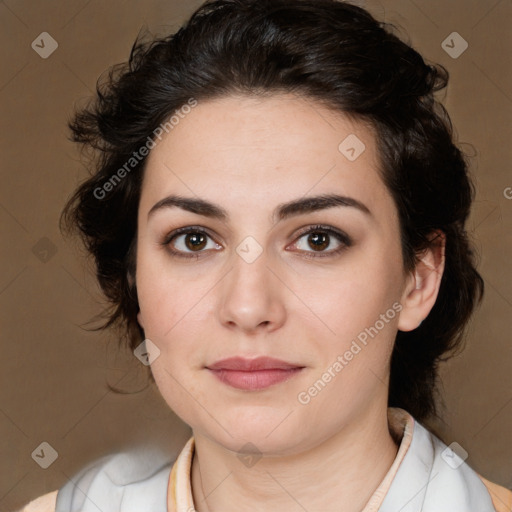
[{"left": 136, "top": 94, "right": 445, "bottom": 512}]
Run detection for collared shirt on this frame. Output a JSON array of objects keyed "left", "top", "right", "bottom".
[{"left": 21, "top": 408, "right": 512, "bottom": 512}]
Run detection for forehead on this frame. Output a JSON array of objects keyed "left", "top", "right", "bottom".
[{"left": 140, "top": 93, "right": 389, "bottom": 216}]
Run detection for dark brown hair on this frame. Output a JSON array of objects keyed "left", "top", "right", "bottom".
[{"left": 61, "top": 0, "right": 484, "bottom": 421}]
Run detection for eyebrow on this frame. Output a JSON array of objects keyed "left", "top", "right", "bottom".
[{"left": 147, "top": 193, "right": 371, "bottom": 222}]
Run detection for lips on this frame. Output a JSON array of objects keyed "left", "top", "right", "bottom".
[
  {"left": 206, "top": 356, "right": 304, "bottom": 391},
  {"left": 207, "top": 356, "right": 302, "bottom": 371}
]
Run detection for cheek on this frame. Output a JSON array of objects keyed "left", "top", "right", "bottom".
[
  {"left": 301, "top": 245, "right": 403, "bottom": 381},
  {"left": 135, "top": 249, "right": 215, "bottom": 377},
  {"left": 311, "top": 259, "right": 401, "bottom": 335},
  {"left": 147, "top": 323, "right": 211, "bottom": 431},
  {"left": 136, "top": 247, "right": 212, "bottom": 339},
  {"left": 303, "top": 287, "right": 399, "bottom": 417}
]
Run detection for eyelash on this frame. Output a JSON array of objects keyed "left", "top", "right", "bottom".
[{"left": 161, "top": 224, "right": 352, "bottom": 260}]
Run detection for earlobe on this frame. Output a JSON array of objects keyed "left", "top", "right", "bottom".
[
  {"left": 137, "top": 310, "right": 144, "bottom": 329},
  {"left": 398, "top": 231, "right": 446, "bottom": 332}
]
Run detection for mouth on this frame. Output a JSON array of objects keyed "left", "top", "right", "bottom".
[{"left": 206, "top": 356, "right": 305, "bottom": 391}]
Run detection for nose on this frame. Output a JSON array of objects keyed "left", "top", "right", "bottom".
[{"left": 217, "top": 248, "right": 287, "bottom": 335}]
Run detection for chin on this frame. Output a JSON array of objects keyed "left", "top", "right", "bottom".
[{"left": 195, "top": 408, "right": 307, "bottom": 456}]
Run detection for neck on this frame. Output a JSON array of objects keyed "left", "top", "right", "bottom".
[{"left": 191, "top": 404, "right": 399, "bottom": 512}]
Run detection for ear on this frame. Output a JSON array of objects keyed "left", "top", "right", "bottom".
[
  {"left": 137, "top": 310, "right": 145, "bottom": 329},
  {"left": 398, "top": 230, "right": 446, "bottom": 332},
  {"left": 127, "top": 270, "right": 144, "bottom": 329}
]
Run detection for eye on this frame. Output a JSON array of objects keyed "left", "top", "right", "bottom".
[
  {"left": 163, "top": 227, "right": 222, "bottom": 259},
  {"left": 289, "top": 225, "right": 352, "bottom": 258},
  {"left": 162, "top": 224, "right": 351, "bottom": 260}
]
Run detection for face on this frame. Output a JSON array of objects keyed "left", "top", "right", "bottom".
[{"left": 136, "top": 94, "right": 413, "bottom": 455}]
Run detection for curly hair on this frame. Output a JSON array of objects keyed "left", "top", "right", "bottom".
[{"left": 61, "top": 0, "right": 484, "bottom": 422}]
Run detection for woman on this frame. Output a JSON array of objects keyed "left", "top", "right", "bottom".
[{"left": 21, "top": 0, "right": 511, "bottom": 510}]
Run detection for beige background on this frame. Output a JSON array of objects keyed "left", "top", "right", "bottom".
[{"left": 0, "top": 0, "right": 511, "bottom": 510}]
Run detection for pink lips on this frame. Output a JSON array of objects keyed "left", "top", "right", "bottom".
[{"left": 206, "top": 356, "right": 304, "bottom": 390}]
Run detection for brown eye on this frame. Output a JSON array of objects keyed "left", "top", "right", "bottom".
[
  {"left": 291, "top": 225, "right": 352, "bottom": 258},
  {"left": 184, "top": 232, "right": 208, "bottom": 251},
  {"left": 163, "top": 227, "right": 222, "bottom": 259},
  {"left": 307, "top": 232, "right": 330, "bottom": 251}
]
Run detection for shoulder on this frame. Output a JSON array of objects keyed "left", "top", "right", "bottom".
[
  {"left": 19, "top": 446, "right": 175, "bottom": 512},
  {"left": 418, "top": 419, "right": 512, "bottom": 511},
  {"left": 17, "top": 491, "right": 58, "bottom": 512},
  {"left": 57, "top": 446, "right": 174, "bottom": 512},
  {"left": 383, "top": 409, "right": 511, "bottom": 511},
  {"left": 477, "top": 474, "right": 512, "bottom": 512}
]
